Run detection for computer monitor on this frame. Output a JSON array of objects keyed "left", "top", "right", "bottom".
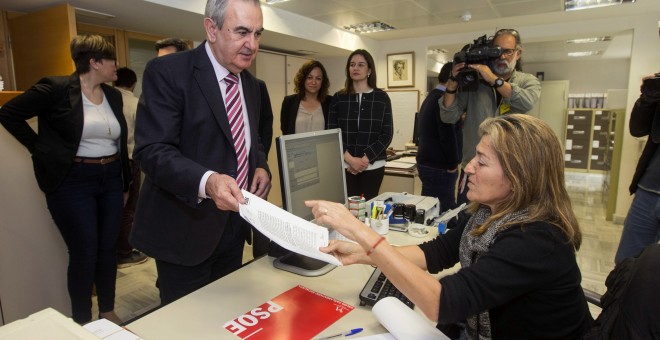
[{"left": 273, "top": 128, "right": 347, "bottom": 276}]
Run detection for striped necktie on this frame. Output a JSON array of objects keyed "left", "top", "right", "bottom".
[{"left": 224, "top": 73, "right": 248, "bottom": 190}]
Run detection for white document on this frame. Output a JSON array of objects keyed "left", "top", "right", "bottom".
[
  {"left": 370, "top": 297, "right": 449, "bottom": 339},
  {"left": 356, "top": 334, "right": 396, "bottom": 340},
  {"left": 239, "top": 190, "right": 342, "bottom": 266},
  {"left": 385, "top": 161, "right": 415, "bottom": 170},
  {"left": 396, "top": 156, "right": 417, "bottom": 164},
  {"left": 83, "top": 319, "right": 141, "bottom": 340}
]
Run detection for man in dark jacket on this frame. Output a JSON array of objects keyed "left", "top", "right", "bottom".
[
  {"left": 614, "top": 73, "right": 660, "bottom": 264},
  {"left": 416, "top": 62, "right": 462, "bottom": 212}
]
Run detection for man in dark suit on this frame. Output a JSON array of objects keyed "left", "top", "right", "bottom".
[
  {"left": 131, "top": 0, "right": 271, "bottom": 305},
  {"left": 416, "top": 62, "right": 462, "bottom": 213}
]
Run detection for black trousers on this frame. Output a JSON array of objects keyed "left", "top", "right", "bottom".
[
  {"left": 154, "top": 214, "right": 246, "bottom": 305},
  {"left": 345, "top": 167, "right": 385, "bottom": 201}
]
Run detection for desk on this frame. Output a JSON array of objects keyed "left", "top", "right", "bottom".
[
  {"left": 381, "top": 155, "right": 422, "bottom": 196},
  {"left": 126, "top": 228, "right": 455, "bottom": 339}
]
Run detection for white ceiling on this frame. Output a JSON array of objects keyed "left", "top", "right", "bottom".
[{"left": 1, "top": 0, "right": 658, "bottom": 63}]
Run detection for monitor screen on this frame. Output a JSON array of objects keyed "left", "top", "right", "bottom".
[
  {"left": 277, "top": 128, "right": 347, "bottom": 221},
  {"left": 272, "top": 129, "right": 347, "bottom": 276}
]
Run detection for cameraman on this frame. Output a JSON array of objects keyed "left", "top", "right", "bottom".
[
  {"left": 440, "top": 28, "right": 541, "bottom": 204},
  {"left": 614, "top": 72, "right": 660, "bottom": 264}
]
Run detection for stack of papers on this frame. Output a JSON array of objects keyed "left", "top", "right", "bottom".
[{"left": 386, "top": 157, "right": 417, "bottom": 171}]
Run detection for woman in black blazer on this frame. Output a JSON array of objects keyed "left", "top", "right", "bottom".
[
  {"left": 0, "top": 35, "right": 130, "bottom": 324},
  {"left": 280, "top": 60, "right": 331, "bottom": 135}
]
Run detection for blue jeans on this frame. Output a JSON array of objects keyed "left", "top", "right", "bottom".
[
  {"left": 417, "top": 164, "right": 459, "bottom": 213},
  {"left": 615, "top": 188, "right": 660, "bottom": 264},
  {"left": 46, "top": 160, "right": 123, "bottom": 324}
]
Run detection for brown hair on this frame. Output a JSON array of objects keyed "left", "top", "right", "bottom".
[
  {"left": 340, "top": 49, "right": 377, "bottom": 94},
  {"left": 293, "top": 60, "right": 330, "bottom": 103},
  {"left": 471, "top": 114, "right": 581, "bottom": 250},
  {"left": 70, "top": 35, "right": 116, "bottom": 74}
]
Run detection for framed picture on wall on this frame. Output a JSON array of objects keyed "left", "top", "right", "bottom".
[
  {"left": 387, "top": 52, "right": 414, "bottom": 88},
  {"left": 536, "top": 71, "right": 545, "bottom": 81}
]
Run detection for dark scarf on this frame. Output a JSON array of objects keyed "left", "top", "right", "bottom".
[{"left": 458, "top": 206, "right": 529, "bottom": 340}]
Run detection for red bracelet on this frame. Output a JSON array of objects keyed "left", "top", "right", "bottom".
[{"left": 366, "top": 236, "right": 386, "bottom": 256}]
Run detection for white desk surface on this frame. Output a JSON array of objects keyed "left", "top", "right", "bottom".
[{"left": 126, "top": 227, "right": 455, "bottom": 340}]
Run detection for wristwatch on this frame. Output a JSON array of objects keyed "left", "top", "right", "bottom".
[{"left": 493, "top": 78, "right": 505, "bottom": 88}]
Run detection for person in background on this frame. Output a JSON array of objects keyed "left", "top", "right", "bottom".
[
  {"left": 113, "top": 67, "right": 148, "bottom": 268},
  {"left": 257, "top": 80, "right": 274, "bottom": 154},
  {"left": 440, "top": 28, "right": 541, "bottom": 205},
  {"left": 130, "top": 0, "right": 270, "bottom": 305},
  {"left": 328, "top": 49, "right": 393, "bottom": 200},
  {"left": 280, "top": 60, "right": 331, "bottom": 135},
  {"left": 614, "top": 72, "right": 660, "bottom": 264},
  {"left": 307, "top": 114, "right": 592, "bottom": 339},
  {"left": 416, "top": 62, "right": 462, "bottom": 213},
  {"left": 250, "top": 79, "right": 274, "bottom": 258},
  {"left": 154, "top": 37, "right": 189, "bottom": 57},
  {"left": 0, "top": 35, "right": 131, "bottom": 324}
]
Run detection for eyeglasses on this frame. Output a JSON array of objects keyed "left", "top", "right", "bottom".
[{"left": 501, "top": 48, "right": 518, "bottom": 57}]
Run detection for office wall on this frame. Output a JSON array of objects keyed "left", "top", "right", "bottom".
[
  {"left": 525, "top": 59, "right": 631, "bottom": 93},
  {"left": 318, "top": 56, "right": 348, "bottom": 95},
  {"left": 0, "top": 120, "right": 70, "bottom": 325},
  {"left": 319, "top": 11, "right": 660, "bottom": 223}
]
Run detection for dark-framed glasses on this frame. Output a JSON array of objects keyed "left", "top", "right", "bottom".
[{"left": 501, "top": 48, "right": 518, "bottom": 57}]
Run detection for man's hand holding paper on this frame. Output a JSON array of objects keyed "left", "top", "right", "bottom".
[{"left": 238, "top": 191, "right": 342, "bottom": 266}]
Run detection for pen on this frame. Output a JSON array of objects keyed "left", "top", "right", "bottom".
[{"left": 315, "top": 328, "right": 363, "bottom": 339}]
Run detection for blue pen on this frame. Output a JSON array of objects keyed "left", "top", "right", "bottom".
[{"left": 315, "top": 328, "right": 363, "bottom": 339}]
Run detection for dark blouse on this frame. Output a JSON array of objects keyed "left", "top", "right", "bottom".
[{"left": 419, "top": 219, "right": 593, "bottom": 339}]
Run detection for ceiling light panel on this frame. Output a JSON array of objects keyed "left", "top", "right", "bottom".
[
  {"left": 565, "top": 0, "right": 636, "bottom": 11},
  {"left": 343, "top": 21, "right": 396, "bottom": 34},
  {"left": 567, "top": 36, "right": 613, "bottom": 43},
  {"left": 568, "top": 51, "right": 603, "bottom": 57}
]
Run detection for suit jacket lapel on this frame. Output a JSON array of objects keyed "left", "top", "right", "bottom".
[
  {"left": 192, "top": 44, "right": 233, "bottom": 146},
  {"left": 68, "top": 73, "right": 85, "bottom": 144}
]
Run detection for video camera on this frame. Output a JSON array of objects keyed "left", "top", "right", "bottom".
[
  {"left": 641, "top": 73, "right": 660, "bottom": 101},
  {"left": 453, "top": 35, "right": 503, "bottom": 91}
]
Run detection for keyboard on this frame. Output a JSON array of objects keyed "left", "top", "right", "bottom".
[{"left": 359, "top": 267, "right": 415, "bottom": 309}]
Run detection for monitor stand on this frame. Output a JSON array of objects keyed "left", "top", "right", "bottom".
[{"left": 273, "top": 253, "right": 336, "bottom": 277}]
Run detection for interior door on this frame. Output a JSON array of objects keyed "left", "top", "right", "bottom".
[
  {"left": 529, "top": 80, "right": 569, "bottom": 147},
  {"left": 8, "top": 3, "right": 76, "bottom": 90},
  {"left": 256, "top": 52, "right": 286, "bottom": 207}
]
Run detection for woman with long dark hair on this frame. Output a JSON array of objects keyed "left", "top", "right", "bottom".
[
  {"left": 327, "top": 49, "right": 393, "bottom": 200},
  {"left": 280, "top": 60, "right": 331, "bottom": 135}
]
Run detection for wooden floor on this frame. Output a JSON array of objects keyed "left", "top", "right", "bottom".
[{"left": 94, "top": 171, "right": 621, "bottom": 323}]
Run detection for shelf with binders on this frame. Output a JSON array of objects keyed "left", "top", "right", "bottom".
[{"left": 564, "top": 109, "right": 622, "bottom": 173}]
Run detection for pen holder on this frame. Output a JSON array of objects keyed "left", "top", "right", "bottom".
[{"left": 369, "top": 218, "right": 389, "bottom": 235}]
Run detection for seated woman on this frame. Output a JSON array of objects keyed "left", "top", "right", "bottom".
[{"left": 306, "top": 114, "right": 593, "bottom": 339}]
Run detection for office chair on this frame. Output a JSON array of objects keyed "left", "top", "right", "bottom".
[
  {"left": 582, "top": 244, "right": 660, "bottom": 339},
  {"left": 582, "top": 288, "right": 602, "bottom": 308}
]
